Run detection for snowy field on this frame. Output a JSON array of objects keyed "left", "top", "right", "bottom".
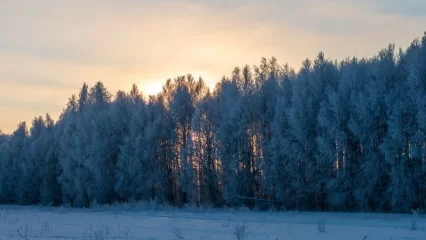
[{"left": 0, "top": 204, "right": 424, "bottom": 240}]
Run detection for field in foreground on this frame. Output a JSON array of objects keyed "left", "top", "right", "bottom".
[{"left": 0, "top": 205, "right": 424, "bottom": 240}]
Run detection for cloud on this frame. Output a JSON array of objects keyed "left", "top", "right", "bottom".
[
  {"left": 0, "top": 0, "right": 425, "bottom": 133},
  {"left": 368, "top": 0, "right": 426, "bottom": 17},
  {"left": 0, "top": 71, "right": 75, "bottom": 88},
  {"left": 0, "top": 95, "right": 62, "bottom": 112}
]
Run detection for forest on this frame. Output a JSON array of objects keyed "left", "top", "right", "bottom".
[{"left": 0, "top": 33, "right": 426, "bottom": 213}]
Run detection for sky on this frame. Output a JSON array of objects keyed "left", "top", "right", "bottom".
[{"left": 1, "top": 0, "right": 426, "bottom": 133}]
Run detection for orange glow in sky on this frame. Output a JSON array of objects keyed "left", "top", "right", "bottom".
[{"left": 1, "top": 0, "right": 425, "bottom": 133}]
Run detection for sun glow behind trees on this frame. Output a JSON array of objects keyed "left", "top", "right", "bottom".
[
  {"left": 3, "top": 1, "right": 426, "bottom": 135},
  {"left": 139, "top": 71, "right": 216, "bottom": 96},
  {"left": 0, "top": 33, "right": 426, "bottom": 213}
]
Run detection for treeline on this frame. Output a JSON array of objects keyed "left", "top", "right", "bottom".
[{"left": 1, "top": 34, "right": 426, "bottom": 213}]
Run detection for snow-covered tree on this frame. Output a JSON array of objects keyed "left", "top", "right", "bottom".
[
  {"left": 0, "top": 122, "right": 28, "bottom": 203},
  {"left": 1, "top": 33, "right": 426, "bottom": 212}
]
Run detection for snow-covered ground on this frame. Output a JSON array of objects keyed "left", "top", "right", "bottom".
[{"left": 0, "top": 204, "right": 424, "bottom": 239}]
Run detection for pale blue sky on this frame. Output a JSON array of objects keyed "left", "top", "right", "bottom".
[{"left": 1, "top": 0, "right": 425, "bottom": 133}]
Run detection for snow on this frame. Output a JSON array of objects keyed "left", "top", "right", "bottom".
[{"left": 0, "top": 205, "right": 424, "bottom": 240}]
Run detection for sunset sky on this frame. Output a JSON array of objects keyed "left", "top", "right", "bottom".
[{"left": 1, "top": 0, "right": 426, "bottom": 133}]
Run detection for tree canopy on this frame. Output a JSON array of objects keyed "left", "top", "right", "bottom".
[{"left": 1, "top": 34, "right": 426, "bottom": 213}]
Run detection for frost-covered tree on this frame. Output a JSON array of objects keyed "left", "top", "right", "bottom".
[
  {"left": 17, "top": 116, "right": 46, "bottom": 204},
  {"left": 286, "top": 53, "right": 339, "bottom": 210},
  {"left": 214, "top": 76, "right": 242, "bottom": 206},
  {"left": 115, "top": 86, "right": 151, "bottom": 201},
  {"left": 269, "top": 64, "right": 295, "bottom": 208},
  {"left": 57, "top": 90, "right": 90, "bottom": 207},
  {"left": 39, "top": 114, "right": 62, "bottom": 206},
  {"left": 190, "top": 90, "right": 221, "bottom": 205},
  {"left": 0, "top": 122, "right": 28, "bottom": 203},
  {"left": 1, "top": 33, "right": 426, "bottom": 212}
]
